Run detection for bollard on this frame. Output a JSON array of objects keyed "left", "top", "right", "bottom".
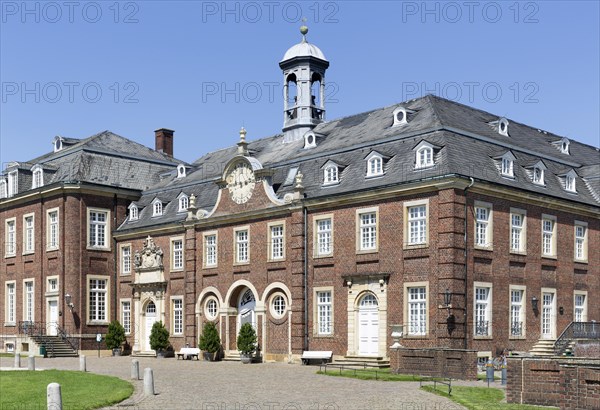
[
  {"left": 143, "top": 368, "right": 155, "bottom": 395},
  {"left": 47, "top": 382, "right": 63, "bottom": 410},
  {"left": 79, "top": 355, "right": 86, "bottom": 372},
  {"left": 131, "top": 359, "right": 140, "bottom": 380},
  {"left": 501, "top": 367, "right": 507, "bottom": 385},
  {"left": 28, "top": 355, "right": 35, "bottom": 371},
  {"left": 14, "top": 353, "right": 20, "bottom": 368}
]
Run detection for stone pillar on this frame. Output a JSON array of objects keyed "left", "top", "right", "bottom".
[
  {"left": 79, "top": 355, "right": 86, "bottom": 372},
  {"left": 47, "top": 382, "right": 62, "bottom": 410},
  {"left": 28, "top": 355, "right": 35, "bottom": 371},
  {"left": 131, "top": 360, "right": 140, "bottom": 380},
  {"left": 143, "top": 368, "right": 155, "bottom": 395}
]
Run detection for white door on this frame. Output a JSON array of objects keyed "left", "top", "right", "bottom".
[
  {"left": 238, "top": 289, "right": 256, "bottom": 331},
  {"left": 145, "top": 301, "right": 157, "bottom": 351},
  {"left": 358, "top": 294, "right": 379, "bottom": 356},
  {"left": 47, "top": 301, "right": 58, "bottom": 336},
  {"left": 541, "top": 292, "right": 555, "bottom": 339}
]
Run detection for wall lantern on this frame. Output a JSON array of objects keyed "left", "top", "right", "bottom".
[
  {"left": 531, "top": 296, "right": 538, "bottom": 312},
  {"left": 65, "top": 293, "right": 75, "bottom": 312}
]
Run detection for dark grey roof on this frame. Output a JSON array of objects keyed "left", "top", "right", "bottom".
[{"left": 117, "top": 95, "right": 599, "bottom": 232}]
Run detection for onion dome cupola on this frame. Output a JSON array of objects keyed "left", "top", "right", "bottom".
[{"left": 279, "top": 25, "right": 330, "bottom": 143}]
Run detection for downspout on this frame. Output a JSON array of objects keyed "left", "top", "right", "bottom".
[
  {"left": 113, "top": 194, "right": 118, "bottom": 324},
  {"left": 303, "top": 206, "right": 308, "bottom": 352},
  {"left": 463, "top": 177, "right": 475, "bottom": 350}
]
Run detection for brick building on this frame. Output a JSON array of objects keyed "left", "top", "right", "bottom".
[{"left": 2, "top": 29, "right": 599, "bottom": 362}]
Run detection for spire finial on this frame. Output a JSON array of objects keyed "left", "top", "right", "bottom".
[
  {"left": 300, "top": 18, "right": 308, "bottom": 42},
  {"left": 239, "top": 126, "right": 247, "bottom": 142}
]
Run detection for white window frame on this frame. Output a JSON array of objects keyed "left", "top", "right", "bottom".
[
  {"left": 23, "top": 279, "right": 35, "bottom": 322},
  {"left": 509, "top": 208, "right": 526, "bottom": 254},
  {"left": 365, "top": 152, "right": 384, "bottom": 177},
  {"left": 323, "top": 164, "right": 339, "bottom": 185},
  {"left": 178, "top": 194, "right": 189, "bottom": 212},
  {"left": 509, "top": 285, "right": 526, "bottom": 339},
  {"left": 204, "top": 296, "right": 219, "bottom": 321},
  {"left": 532, "top": 165, "right": 545, "bottom": 185},
  {"left": 171, "top": 237, "right": 184, "bottom": 271},
  {"left": 46, "top": 208, "right": 59, "bottom": 251},
  {"left": 7, "top": 170, "right": 18, "bottom": 197},
  {"left": 415, "top": 146, "right": 434, "bottom": 169},
  {"left": 46, "top": 275, "right": 59, "bottom": 296},
  {"left": 474, "top": 201, "right": 493, "bottom": 250},
  {"left": 172, "top": 296, "right": 184, "bottom": 335},
  {"left": 574, "top": 221, "right": 588, "bottom": 262},
  {"left": 0, "top": 179, "right": 7, "bottom": 198},
  {"left": 5, "top": 218, "right": 16, "bottom": 257},
  {"left": 87, "top": 275, "right": 110, "bottom": 324},
  {"left": 541, "top": 214, "right": 557, "bottom": 258},
  {"left": 314, "top": 214, "right": 333, "bottom": 258},
  {"left": 234, "top": 227, "right": 249, "bottom": 264},
  {"left": 474, "top": 282, "right": 492, "bottom": 338},
  {"left": 501, "top": 156, "right": 514, "bottom": 177},
  {"left": 540, "top": 288, "right": 557, "bottom": 339},
  {"left": 31, "top": 165, "right": 43, "bottom": 189},
  {"left": 565, "top": 173, "right": 576, "bottom": 193},
  {"left": 120, "top": 244, "right": 132, "bottom": 275},
  {"left": 128, "top": 204, "right": 139, "bottom": 221},
  {"left": 203, "top": 231, "right": 218, "bottom": 268},
  {"left": 356, "top": 207, "right": 378, "bottom": 253},
  {"left": 121, "top": 299, "right": 132, "bottom": 335},
  {"left": 23, "top": 213, "right": 35, "bottom": 254},
  {"left": 270, "top": 292, "right": 288, "bottom": 319},
  {"left": 5, "top": 281, "right": 16, "bottom": 325},
  {"left": 404, "top": 199, "right": 429, "bottom": 248},
  {"left": 404, "top": 282, "right": 429, "bottom": 337},
  {"left": 574, "top": 291, "right": 588, "bottom": 322},
  {"left": 152, "top": 200, "right": 163, "bottom": 217},
  {"left": 314, "top": 287, "right": 333, "bottom": 336},
  {"left": 268, "top": 221, "right": 285, "bottom": 261},
  {"left": 87, "top": 208, "right": 110, "bottom": 250}
]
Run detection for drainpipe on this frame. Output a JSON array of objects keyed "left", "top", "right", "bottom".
[
  {"left": 463, "top": 177, "right": 475, "bottom": 350},
  {"left": 303, "top": 206, "right": 308, "bottom": 352},
  {"left": 113, "top": 194, "right": 118, "bottom": 324}
]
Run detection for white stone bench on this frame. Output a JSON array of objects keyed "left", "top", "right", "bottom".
[
  {"left": 176, "top": 347, "right": 200, "bottom": 360},
  {"left": 301, "top": 350, "right": 332, "bottom": 365}
]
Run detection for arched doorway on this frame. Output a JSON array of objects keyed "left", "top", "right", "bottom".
[
  {"left": 144, "top": 301, "right": 157, "bottom": 351},
  {"left": 358, "top": 293, "right": 379, "bottom": 355},
  {"left": 238, "top": 289, "right": 256, "bottom": 332}
]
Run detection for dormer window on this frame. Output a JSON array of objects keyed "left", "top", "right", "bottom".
[
  {"left": 7, "top": 171, "right": 18, "bottom": 197},
  {"left": 0, "top": 179, "right": 7, "bottom": 199},
  {"left": 501, "top": 157, "right": 513, "bottom": 177},
  {"left": 128, "top": 204, "right": 139, "bottom": 221},
  {"left": 152, "top": 200, "right": 163, "bottom": 216},
  {"left": 53, "top": 136, "right": 63, "bottom": 153},
  {"left": 177, "top": 164, "right": 186, "bottom": 178},
  {"left": 368, "top": 155, "right": 382, "bottom": 176},
  {"left": 392, "top": 107, "right": 415, "bottom": 127},
  {"left": 552, "top": 137, "right": 570, "bottom": 155},
  {"left": 31, "top": 165, "right": 43, "bottom": 189},
  {"left": 495, "top": 151, "right": 516, "bottom": 178},
  {"left": 413, "top": 141, "right": 438, "bottom": 169},
  {"left": 178, "top": 194, "right": 189, "bottom": 212},
  {"left": 498, "top": 118, "right": 509, "bottom": 136},
  {"left": 304, "top": 131, "right": 317, "bottom": 149},
  {"left": 531, "top": 162, "right": 547, "bottom": 186},
  {"left": 324, "top": 165, "right": 338, "bottom": 185},
  {"left": 562, "top": 170, "right": 577, "bottom": 193}
]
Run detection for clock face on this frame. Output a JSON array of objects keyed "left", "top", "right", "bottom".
[{"left": 226, "top": 162, "right": 256, "bottom": 204}]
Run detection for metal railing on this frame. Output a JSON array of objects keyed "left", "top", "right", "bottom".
[
  {"left": 511, "top": 321, "right": 523, "bottom": 337},
  {"left": 554, "top": 321, "right": 600, "bottom": 356},
  {"left": 18, "top": 320, "right": 79, "bottom": 356},
  {"left": 475, "top": 320, "right": 489, "bottom": 336}
]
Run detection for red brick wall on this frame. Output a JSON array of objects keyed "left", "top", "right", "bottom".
[{"left": 390, "top": 347, "right": 478, "bottom": 380}]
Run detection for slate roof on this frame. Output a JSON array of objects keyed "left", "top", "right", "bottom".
[
  {"left": 117, "top": 95, "right": 599, "bottom": 233},
  {"left": 1, "top": 131, "right": 182, "bottom": 195}
]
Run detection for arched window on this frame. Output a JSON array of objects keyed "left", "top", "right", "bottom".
[
  {"left": 129, "top": 205, "right": 138, "bottom": 221},
  {"left": 565, "top": 172, "right": 576, "bottom": 193},
  {"left": 0, "top": 180, "right": 7, "bottom": 199},
  {"left": 153, "top": 200, "right": 162, "bottom": 216},
  {"left": 360, "top": 293, "right": 378, "bottom": 307},
  {"left": 323, "top": 165, "right": 338, "bottom": 185},
  {"left": 179, "top": 195, "right": 189, "bottom": 212},
  {"left": 416, "top": 147, "right": 433, "bottom": 168},
  {"left": 177, "top": 164, "right": 186, "bottom": 178},
  {"left": 31, "top": 165, "right": 43, "bottom": 189},
  {"left": 367, "top": 156, "right": 383, "bottom": 177},
  {"left": 501, "top": 157, "right": 514, "bottom": 177},
  {"left": 533, "top": 166, "right": 545, "bottom": 185}
]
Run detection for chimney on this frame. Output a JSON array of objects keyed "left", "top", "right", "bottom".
[{"left": 155, "top": 128, "right": 174, "bottom": 157}]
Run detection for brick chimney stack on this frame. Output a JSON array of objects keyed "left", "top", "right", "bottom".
[{"left": 155, "top": 128, "right": 174, "bottom": 157}]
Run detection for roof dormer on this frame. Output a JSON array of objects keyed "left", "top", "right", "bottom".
[
  {"left": 559, "top": 169, "right": 578, "bottom": 193},
  {"left": 303, "top": 131, "right": 325, "bottom": 149},
  {"left": 492, "top": 151, "right": 516, "bottom": 178},
  {"left": 151, "top": 198, "right": 163, "bottom": 217},
  {"left": 31, "top": 164, "right": 44, "bottom": 189},
  {"left": 413, "top": 140, "right": 440, "bottom": 169},
  {"left": 177, "top": 164, "right": 187, "bottom": 178},
  {"left": 364, "top": 150, "right": 390, "bottom": 178},
  {"left": 177, "top": 192, "right": 189, "bottom": 212},
  {"left": 321, "top": 160, "right": 344, "bottom": 186},
  {"left": 128, "top": 203, "right": 139, "bottom": 221},
  {"left": 526, "top": 160, "right": 547, "bottom": 186},
  {"left": 392, "top": 106, "right": 416, "bottom": 127},
  {"left": 488, "top": 117, "right": 510, "bottom": 137},
  {"left": 552, "top": 137, "right": 570, "bottom": 155},
  {"left": 53, "top": 136, "right": 64, "bottom": 152}
]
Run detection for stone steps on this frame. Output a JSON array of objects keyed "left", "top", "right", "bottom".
[
  {"left": 29, "top": 336, "right": 78, "bottom": 358},
  {"left": 333, "top": 355, "right": 390, "bottom": 369},
  {"left": 529, "top": 339, "right": 556, "bottom": 356}
]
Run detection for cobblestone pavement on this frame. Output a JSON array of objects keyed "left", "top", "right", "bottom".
[{"left": 0, "top": 355, "right": 496, "bottom": 410}]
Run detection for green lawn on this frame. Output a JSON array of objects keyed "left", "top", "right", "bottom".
[
  {"left": 317, "top": 367, "right": 426, "bottom": 381},
  {"left": 0, "top": 370, "right": 133, "bottom": 409},
  {"left": 422, "top": 385, "right": 558, "bottom": 410}
]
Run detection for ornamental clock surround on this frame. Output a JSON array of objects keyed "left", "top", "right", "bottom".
[{"left": 226, "top": 161, "right": 256, "bottom": 204}]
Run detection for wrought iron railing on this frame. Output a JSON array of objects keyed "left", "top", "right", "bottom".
[
  {"left": 18, "top": 320, "right": 79, "bottom": 356},
  {"left": 554, "top": 321, "right": 600, "bottom": 356},
  {"left": 511, "top": 321, "right": 523, "bottom": 337},
  {"left": 475, "top": 321, "right": 489, "bottom": 336},
  {"left": 57, "top": 326, "right": 79, "bottom": 354}
]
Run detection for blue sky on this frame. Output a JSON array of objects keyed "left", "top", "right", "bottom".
[{"left": 1, "top": 1, "right": 599, "bottom": 165}]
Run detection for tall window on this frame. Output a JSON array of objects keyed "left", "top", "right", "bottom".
[
  {"left": 178, "top": 195, "right": 188, "bottom": 212},
  {"left": 5, "top": 219, "right": 16, "bottom": 256},
  {"left": 48, "top": 210, "right": 59, "bottom": 250},
  {"left": 236, "top": 229, "right": 249, "bottom": 263},
  {"left": 416, "top": 147, "right": 433, "bottom": 168},
  {"left": 8, "top": 171, "right": 18, "bottom": 197},
  {"left": 205, "top": 234, "right": 217, "bottom": 267},
  {"left": 0, "top": 180, "right": 6, "bottom": 198},
  {"left": 89, "top": 278, "right": 107, "bottom": 322},
  {"left": 501, "top": 157, "right": 513, "bottom": 177},
  {"left": 316, "top": 218, "right": 332, "bottom": 256},
  {"left": 407, "top": 287, "right": 427, "bottom": 336},
  {"left": 88, "top": 209, "right": 108, "bottom": 248},
  {"left": 121, "top": 301, "right": 131, "bottom": 334},
  {"left": 542, "top": 216, "right": 556, "bottom": 257},
  {"left": 129, "top": 205, "right": 138, "bottom": 221},
  {"left": 510, "top": 211, "right": 525, "bottom": 253},
  {"left": 316, "top": 290, "right": 332, "bottom": 335},
  {"left": 359, "top": 211, "right": 377, "bottom": 251},
  {"left": 574, "top": 222, "right": 587, "bottom": 261},
  {"left": 408, "top": 205, "right": 427, "bottom": 245},
  {"left": 510, "top": 288, "right": 524, "bottom": 336},
  {"left": 367, "top": 155, "right": 383, "bottom": 177},
  {"left": 533, "top": 166, "right": 545, "bottom": 185},
  {"left": 475, "top": 205, "right": 491, "bottom": 248},
  {"left": 173, "top": 298, "right": 183, "bottom": 335},
  {"left": 32, "top": 168, "right": 43, "bottom": 189},
  {"left": 6, "top": 282, "right": 15, "bottom": 323},
  {"left": 24, "top": 215, "right": 34, "bottom": 253},
  {"left": 24, "top": 281, "right": 34, "bottom": 321},
  {"left": 574, "top": 293, "right": 587, "bottom": 322},
  {"left": 153, "top": 201, "right": 162, "bottom": 216},
  {"left": 474, "top": 286, "right": 491, "bottom": 336},
  {"left": 565, "top": 174, "right": 576, "bottom": 192},
  {"left": 121, "top": 246, "right": 131, "bottom": 274},
  {"left": 324, "top": 165, "right": 338, "bottom": 185},
  {"left": 172, "top": 239, "right": 183, "bottom": 270},
  {"left": 270, "top": 225, "right": 284, "bottom": 260}
]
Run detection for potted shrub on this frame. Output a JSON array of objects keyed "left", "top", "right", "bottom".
[
  {"left": 199, "top": 322, "right": 221, "bottom": 361},
  {"left": 105, "top": 320, "right": 126, "bottom": 356},
  {"left": 149, "top": 321, "right": 170, "bottom": 358},
  {"left": 237, "top": 323, "right": 257, "bottom": 364}
]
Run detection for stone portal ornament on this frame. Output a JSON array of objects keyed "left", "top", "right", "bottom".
[{"left": 136, "top": 236, "right": 164, "bottom": 269}]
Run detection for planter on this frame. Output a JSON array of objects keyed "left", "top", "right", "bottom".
[
  {"left": 112, "top": 348, "right": 122, "bottom": 357},
  {"left": 240, "top": 353, "right": 253, "bottom": 364},
  {"left": 203, "top": 351, "right": 217, "bottom": 361},
  {"left": 156, "top": 349, "right": 174, "bottom": 358}
]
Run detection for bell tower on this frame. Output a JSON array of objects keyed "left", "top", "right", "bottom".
[{"left": 279, "top": 26, "right": 329, "bottom": 143}]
